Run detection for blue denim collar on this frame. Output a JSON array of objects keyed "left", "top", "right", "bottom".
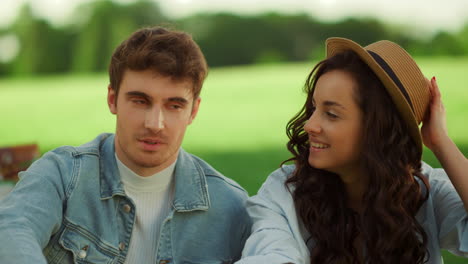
[
  {"left": 99, "top": 133, "right": 126, "bottom": 199},
  {"left": 172, "top": 149, "right": 210, "bottom": 212},
  {"left": 95, "top": 133, "right": 210, "bottom": 211}
]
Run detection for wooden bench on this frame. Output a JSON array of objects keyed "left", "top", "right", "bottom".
[{"left": 0, "top": 144, "right": 40, "bottom": 182}]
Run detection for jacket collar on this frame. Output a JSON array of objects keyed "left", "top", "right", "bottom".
[
  {"left": 98, "top": 134, "right": 210, "bottom": 211},
  {"left": 172, "top": 149, "right": 210, "bottom": 212},
  {"left": 99, "top": 133, "right": 126, "bottom": 199}
]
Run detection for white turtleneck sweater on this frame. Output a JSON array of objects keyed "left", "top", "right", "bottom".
[{"left": 115, "top": 155, "right": 175, "bottom": 264}]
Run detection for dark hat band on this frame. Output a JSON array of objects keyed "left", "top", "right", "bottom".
[{"left": 367, "top": 50, "right": 415, "bottom": 113}]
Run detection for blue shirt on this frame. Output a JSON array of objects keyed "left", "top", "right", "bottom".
[
  {"left": 0, "top": 133, "right": 251, "bottom": 264},
  {"left": 237, "top": 163, "right": 468, "bottom": 264}
]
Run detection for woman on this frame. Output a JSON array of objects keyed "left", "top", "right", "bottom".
[{"left": 237, "top": 38, "right": 468, "bottom": 264}]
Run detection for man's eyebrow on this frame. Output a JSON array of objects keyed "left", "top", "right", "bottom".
[
  {"left": 126, "top": 91, "right": 151, "bottom": 101},
  {"left": 125, "top": 92, "right": 190, "bottom": 105},
  {"left": 167, "top": 97, "right": 189, "bottom": 104}
]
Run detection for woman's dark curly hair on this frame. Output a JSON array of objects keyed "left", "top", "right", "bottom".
[{"left": 284, "top": 50, "right": 430, "bottom": 263}]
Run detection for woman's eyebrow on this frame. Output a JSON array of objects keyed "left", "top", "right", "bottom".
[{"left": 323, "top": 100, "right": 346, "bottom": 110}]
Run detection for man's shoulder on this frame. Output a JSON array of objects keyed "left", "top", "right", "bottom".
[
  {"left": 185, "top": 152, "right": 248, "bottom": 197},
  {"left": 47, "top": 133, "right": 112, "bottom": 157},
  {"left": 24, "top": 133, "right": 113, "bottom": 178}
]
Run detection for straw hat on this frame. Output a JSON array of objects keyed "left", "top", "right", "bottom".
[{"left": 326, "top": 37, "right": 430, "bottom": 151}]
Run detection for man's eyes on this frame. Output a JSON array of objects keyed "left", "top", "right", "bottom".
[
  {"left": 131, "top": 98, "right": 147, "bottom": 105},
  {"left": 130, "top": 98, "right": 185, "bottom": 110},
  {"left": 169, "top": 104, "right": 183, "bottom": 110}
]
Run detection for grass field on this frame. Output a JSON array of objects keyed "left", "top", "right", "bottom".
[{"left": 1, "top": 58, "right": 468, "bottom": 262}]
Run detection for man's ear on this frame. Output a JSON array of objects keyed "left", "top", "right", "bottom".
[
  {"left": 189, "top": 97, "right": 201, "bottom": 124},
  {"left": 107, "top": 85, "right": 117, "bottom": 114}
]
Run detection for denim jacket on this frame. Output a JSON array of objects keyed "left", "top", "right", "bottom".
[
  {"left": 237, "top": 163, "right": 468, "bottom": 264},
  {"left": 0, "top": 133, "right": 251, "bottom": 264}
]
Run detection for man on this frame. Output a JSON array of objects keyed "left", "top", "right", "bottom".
[{"left": 0, "top": 27, "right": 251, "bottom": 263}]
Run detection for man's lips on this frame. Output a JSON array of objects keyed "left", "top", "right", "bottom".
[
  {"left": 139, "top": 138, "right": 164, "bottom": 144},
  {"left": 138, "top": 137, "right": 166, "bottom": 151}
]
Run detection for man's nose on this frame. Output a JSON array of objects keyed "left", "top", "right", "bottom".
[{"left": 145, "top": 106, "right": 165, "bottom": 131}]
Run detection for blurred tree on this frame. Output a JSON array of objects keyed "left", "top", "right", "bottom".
[
  {"left": 9, "top": 4, "right": 38, "bottom": 75},
  {"left": 179, "top": 14, "right": 402, "bottom": 67},
  {"left": 430, "top": 31, "right": 465, "bottom": 56},
  {"left": 1, "top": 2, "right": 467, "bottom": 76},
  {"left": 8, "top": 4, "right": 75, "bottom": 75},
  {"left": 258, "top": 13, "right": 321, "bottom": 62},
  {"left": 178, "top": 13, "right": 322, "bottom": 67},
  {"left": 322, "top": 17, "right": 390, "bottom": 45},
  {"left": 0, "top": 29, "right": 12, "bottom": 76},
  {"left": 406, "top": 38, "right": 432, "bottom": 57},
  {"left": 457, "top": 23, "right": 468, "bottom": 54},
  {"left": 72, "top": 0, "right": 168, "bottom": 73},
  {"left": 178, "top": 13, "right": 264, "bottom": 66}
]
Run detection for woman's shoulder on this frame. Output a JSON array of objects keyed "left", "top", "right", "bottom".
[
  {"left": 261, "top": 164, "right": 296, "bottom": 189},
  {"left": 254, "top": 164, "right": 296, "bottom": 199},
  {"left": 420, "top": 161, "right": 462, "bottom": 206},
  {"left": 418, "top": 163, "right": 467, "bottom": 256},
  {"left": 421, "top": 161, "right": 452, "bottom": 188},
  {"left": 268, "top": 164, "right": 296, "bottom": 181}
]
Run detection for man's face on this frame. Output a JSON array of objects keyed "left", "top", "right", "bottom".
[{"left": 108, "top": 69, "right": 200, "bottom": 176}]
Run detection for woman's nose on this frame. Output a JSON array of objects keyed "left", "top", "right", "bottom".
[{"left": 304, "top": 113, "right": 321, "bottom": 134}]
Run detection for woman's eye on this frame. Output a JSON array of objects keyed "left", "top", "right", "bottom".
[{"left": 326, "top": 112, "right": 338, "bottom": 118}]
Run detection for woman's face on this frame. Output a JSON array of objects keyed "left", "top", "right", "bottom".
[{"left": 304, "top": 69, "right": 364, "bottom": 177}]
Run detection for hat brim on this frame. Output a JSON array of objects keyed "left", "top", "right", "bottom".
[{"left": 325, "top": 37, "right": 422, "bottom": 151}]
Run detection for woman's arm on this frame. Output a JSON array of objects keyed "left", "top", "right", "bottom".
[
  {"left": 235, "top": 166, "right": 310, "bottom": 264},
  {"left": 421, "top": 77, "right": 468, "bottom": 211}
]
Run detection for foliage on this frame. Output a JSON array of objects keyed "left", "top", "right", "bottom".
[
  {"left": 71, "top": 0, "right": 167, "bottom": 73},
  {"left": 8, "top": 5, "right": 75, "bottom": 75},
  {"left": 0, "top": 2, "right": 467, "bottom": 76}
]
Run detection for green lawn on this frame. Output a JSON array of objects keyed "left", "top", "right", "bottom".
[{"left": 1, "top": 58, "right": 468, "bottom": 262}]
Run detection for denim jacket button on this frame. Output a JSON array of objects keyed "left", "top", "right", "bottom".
[
  {"left": 123, "top": 204, "right": 131, "bottom": 213},
  {"left": 118, "top": 242, "right": 125, "bottom": 251},
  {"left": 78, "top": 249, "right": 87, "bottom": 259}
]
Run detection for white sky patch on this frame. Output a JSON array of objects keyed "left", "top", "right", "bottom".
[
  {"left": 29, "top": 0, "right": 95, "bottom": 26},
  {"left": 175, "top": 0, "right": 193, "bottom": 4},
  {"left": 318, "top": 0, "right": 337, "bottom": 8},
  {"left": 0, "top": 0, "right": 95, "bottom": 27},
  {"left": 0, "top": 0, "right": 23, "bottom": 27},
  {"left": 306, "top": 0, "right": 468, "bottom": 33},
  {"left": 0, "top": 34, "right": 20, "bottom": 63}
]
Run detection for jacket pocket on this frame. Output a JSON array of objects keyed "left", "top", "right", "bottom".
[{"left": 58, "top": 223, "right": 120, "bottom": 264}]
